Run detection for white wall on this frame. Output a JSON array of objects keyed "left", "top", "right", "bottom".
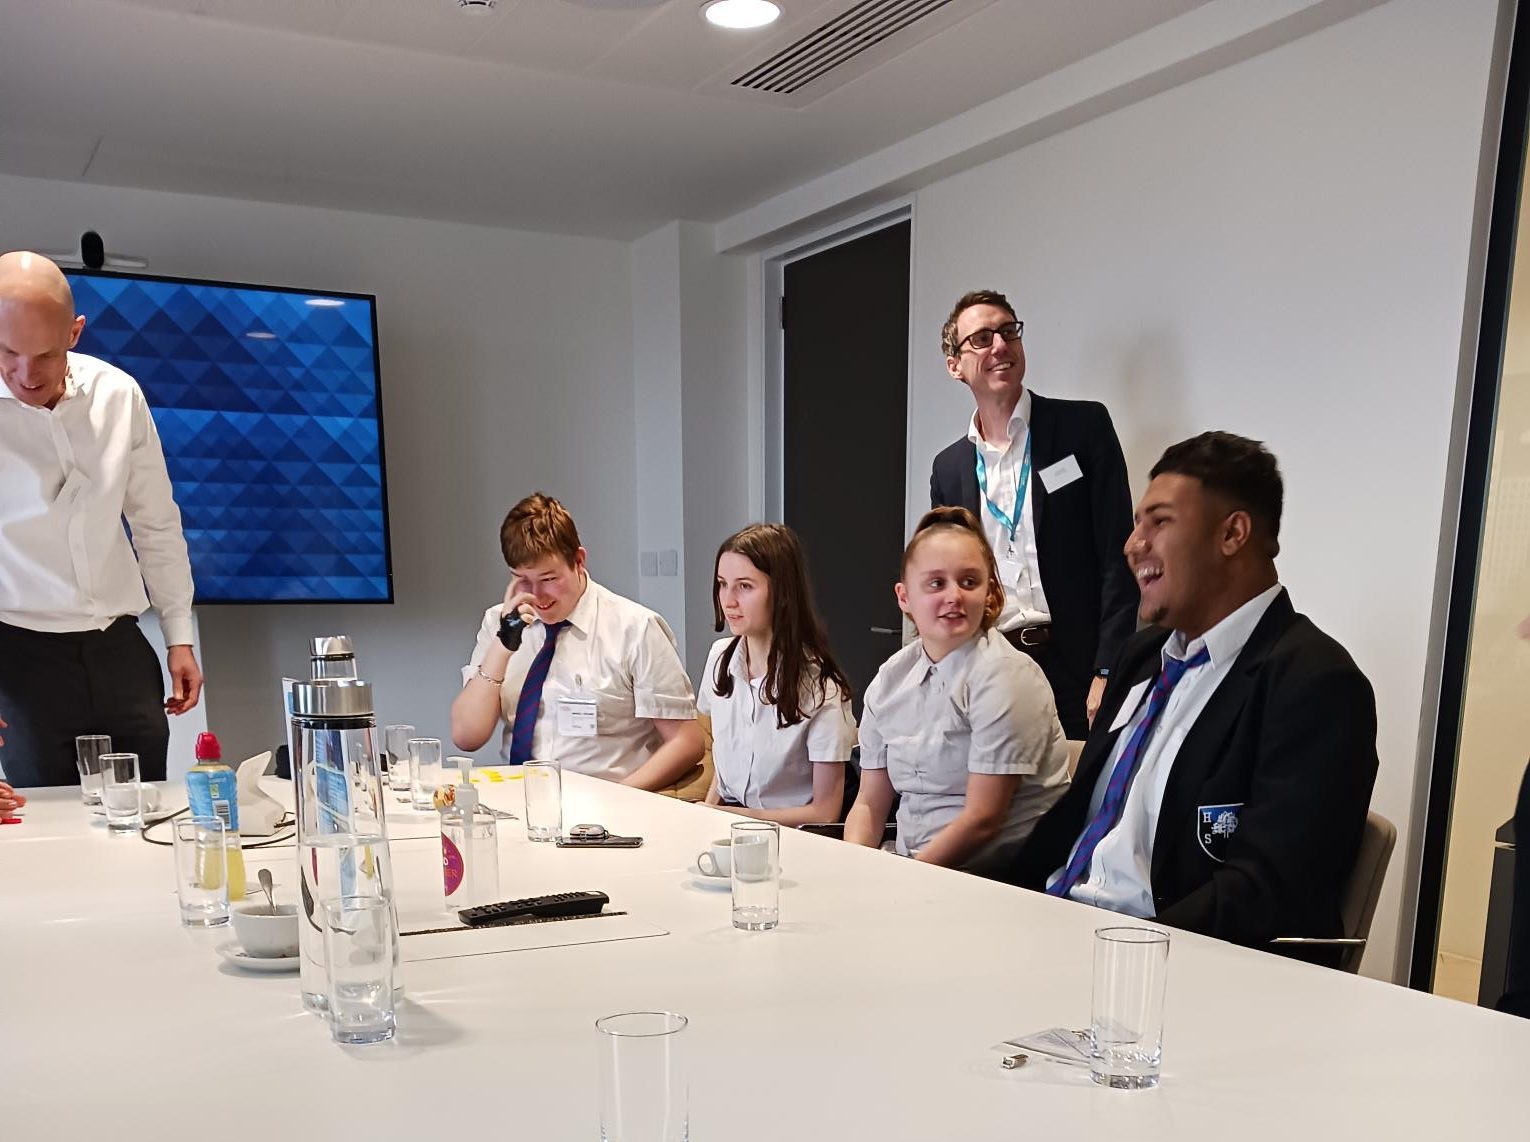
[
  {"left": 0, "top": 172, "right": 637, "bottom": 768},
  {"left": 630, "top": 221, "right": 753, "bottom": 680},
  {"left": 903, "top": 0, "right": 1499, "bottom": 980}
]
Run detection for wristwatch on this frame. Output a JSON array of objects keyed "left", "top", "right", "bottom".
[{"left": 497, "top": 610, "right": 527, "bottom": 652}]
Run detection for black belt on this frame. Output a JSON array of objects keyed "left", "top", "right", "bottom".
[{"left": 1006, "top": 622, "right": 1052, "bottom": 649}]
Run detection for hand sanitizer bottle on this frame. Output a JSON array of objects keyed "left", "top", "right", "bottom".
[{"left": 440, "top": 757, "right": 498, "bottom": 911}]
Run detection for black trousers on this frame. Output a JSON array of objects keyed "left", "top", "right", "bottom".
[
  {"left": 0, "top": 617, "right": 169, "bottom": 787},
  {"left": 1005, "top": 628, "right": 1089, "bottom": 741}
]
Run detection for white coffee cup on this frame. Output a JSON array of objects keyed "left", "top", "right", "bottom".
[
  {"left": 732, "top": 834, "right": 771, "bottom": 882},
  {"left": 230, "top": 902, "right": 300, "bottom": 958},
  {"left": 696, "top": 838, "right": 732, "bottom": 877}
]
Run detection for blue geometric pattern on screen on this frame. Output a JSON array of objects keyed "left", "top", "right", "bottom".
[{"left": 68, "top": 274, "right": 391, "bottom": 603}]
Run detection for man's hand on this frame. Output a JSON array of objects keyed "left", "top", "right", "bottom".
[
  {"left": 1085, "top": 675, "right": 1108, "bottom": 729},
  {"left": 165, "top": 645, "right": 204, "bottom": 714},
  {"left": 0, "top": 780, "right": 25, "bottom": 815}
]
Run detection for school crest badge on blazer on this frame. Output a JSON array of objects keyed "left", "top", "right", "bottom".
[{"left": 1196, "top": 803, "right": 1243, "bottom": 862}]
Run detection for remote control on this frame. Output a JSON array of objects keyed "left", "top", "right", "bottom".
[{"left": 458, "top": 890, "right": 609, "bottom": 926}]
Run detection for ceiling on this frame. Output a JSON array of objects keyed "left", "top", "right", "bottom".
[{"left": 0, "top": 0, "right": 1213, "bottom": 239}]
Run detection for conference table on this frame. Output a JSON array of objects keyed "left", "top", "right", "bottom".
[{"left": 3, "top": 769, "right": 1526, "bottom": 1140}]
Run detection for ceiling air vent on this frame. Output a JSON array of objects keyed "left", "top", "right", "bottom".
[{"left": 730, "top": 0, "right": 974, "bottom": 98}]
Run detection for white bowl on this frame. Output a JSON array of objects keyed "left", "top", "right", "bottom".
[{"left": 230, "top": 903, "right": 299, "bottom": 958}]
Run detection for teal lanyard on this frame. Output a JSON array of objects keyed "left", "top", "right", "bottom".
[{"left": 974, "top": 433, "right": 1032, "bottom": 548}]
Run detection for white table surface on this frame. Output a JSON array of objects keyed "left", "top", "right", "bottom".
[{"left": 2, "top": 770, "right": 1525, "bottom": 1140}]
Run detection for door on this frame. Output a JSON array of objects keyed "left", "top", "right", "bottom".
[{"left": 782, "top": 221, "right": 910, "bottom": 714}]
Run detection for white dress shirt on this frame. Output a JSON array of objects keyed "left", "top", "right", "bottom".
[
  {"left": 696, "top": 637, "right": 857, "bottom": 809},
  {"left": 859, "top": 628, "right": 1069, "bottom": 868},
  {"left": 1049, "top": 583, "right": 1284, "bottom": 916},
  {"left": 0, "top": 352, "right": 194, "bottom": 644},
  {"left": 967, "top": 389, "right": 1050, "bottom": 631},
  {"left": 462, "top": 576, "right": 697, "bottom": 782}
]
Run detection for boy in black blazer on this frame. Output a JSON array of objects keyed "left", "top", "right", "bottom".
[{"left": 1008, "top": 432, "right": 1379, "bottom": 966}]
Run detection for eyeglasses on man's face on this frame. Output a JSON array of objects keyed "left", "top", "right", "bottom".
[{"left": 955, "top": 320, "right": 1024, "bottom": 354}]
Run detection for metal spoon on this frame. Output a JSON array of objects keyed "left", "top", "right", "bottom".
[{"left": 258, "top": 868, "right": 277, "bottom": 915}]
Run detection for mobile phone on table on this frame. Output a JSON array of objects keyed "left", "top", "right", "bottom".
[{"left": 554, "top": 823, "right": 643, "bottom": 848}]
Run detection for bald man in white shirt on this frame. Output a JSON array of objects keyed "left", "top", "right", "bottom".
[{"left": 0, "top": 251, "right": 202, "bottom": 787}]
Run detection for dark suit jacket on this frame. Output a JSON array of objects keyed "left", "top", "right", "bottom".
[
  {"left": 929, "top": 392, "right": 1137, "bottom": 682},
  {"left": 1008, "top": 589, "right": 1380, "bottom": 958}
]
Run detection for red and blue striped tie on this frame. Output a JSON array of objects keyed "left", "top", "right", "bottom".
[
  {"left": 509, "top": 621, "right": 569, "bottom": 766},
  {"left": 1047, "top": 646, "right": 1210, "bottom": 899}
]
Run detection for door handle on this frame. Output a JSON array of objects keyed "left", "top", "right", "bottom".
[{"left": 870, "top": 626, "right": 899, "bottom": 635}]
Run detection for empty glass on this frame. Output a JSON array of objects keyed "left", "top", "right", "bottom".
[
  {"left": 730, "top": 819, "right": 780, "bottom": 931},
  {"left": 408, "top": 737, "right": 444, "bottom": 811},
  {"left": 597, "top": 1012, "right": 688, "bottom": 1142},
  {"left": 172, "top": 816, "right": 230, "bottom": 927},
  {"left": 322, "top": 894, "right": 397, "bottom": 1045},
  {"left": 383, "top": 724, "right": 415, "bottom": 793},
  {"left": 100, "top": 752, "right": 142, "bottom": 832},
  {"left": 75, "top": 735, "right": 111, "bottom": 806},
  {"left": 1090, "top": 926, "right": 1171, "bottom": 1089},
  {"left": 523, "top": 760, "right": 562, "bottom": 842}
]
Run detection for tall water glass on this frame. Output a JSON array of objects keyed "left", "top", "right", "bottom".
[
  {"left": 173, "top": 816, "right": 230, "bottom": 927},
  {"left": 75, "top": 735, "right": 112, "bottom": 806},
  {"left": 523, "top": 760, "right": 562, "bottom": 842},
  {"left": 298, "top": 831, "right": 394, "bottom": 1014},
  {"left": 597, "top": 1012, "right": 688, "bottom": 1142},
  {"left": 408, "top": 737, "right": 444, "bottom": 811},
  {"left": 100, "top": 752, "right": 143, "bottom": 832},
  {"left": 1090, "top": 926, "right": 1171, "bottom": 1089},
  {"left": 321, "top": 894, "right": 396, "bottom": 1045},
  {"left": 384, "top": 724, "right": 415, "bottom": 793},
  {"left": 730, "top": 820, "right": 780, "bottom": 931}
]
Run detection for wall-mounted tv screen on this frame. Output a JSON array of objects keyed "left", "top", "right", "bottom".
[{"left": 67, "top": 269, "right": 392, "bottom": 604}]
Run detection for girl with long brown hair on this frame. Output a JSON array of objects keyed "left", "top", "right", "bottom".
[{"left": 699, "top": 523, "right": 856, "bottom": 826}]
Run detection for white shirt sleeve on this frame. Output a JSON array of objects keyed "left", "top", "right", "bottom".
[
  {"left": 630, "top": 614, "right": 698, "bottom": 721},
  {"left": 461, "top": 605, "right": 502, "bottom": 687},
  {"left": 804, "top": 678, "right": 856, "bottom": 763},
  {"left": 966, "top": 651, "right": 1058, "bottom": 776},
  {"left": 857, "top": 679, "right": 887, "bottom": 771},
  {"left": 121, "top": 385, "right": 195, "bottom": 645}
]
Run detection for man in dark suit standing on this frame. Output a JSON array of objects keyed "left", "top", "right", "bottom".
[
  {"left": 930, "top": 289, "right": 1137, "bottom": 738},
  {"left": 1009, "top": 432, "right": 1379, "bottom": 964}
]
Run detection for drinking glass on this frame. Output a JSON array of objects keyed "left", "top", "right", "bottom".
[
  {"left": 322, "top": 894, "right": 397, "bottom": 1045},
  {"left": 596, "top": 1012, "right": 688, "bottom": 1142},
  {"left": 730, "top": 820, "right": 780, "bottom": 931},
  {"left": 100, "top": 752, "right": 143, "bottom": 832},
  {"left": 383, "top": 724, "right": 415, "bottom": 793},
  {"left": 172, "top": 816, "right": 230, "bottom": 927},
  {"left": 75, "top": 734, "right": 111, "bottom": 806},
  {"left": 1090, "top": 926, "right": 1171, "bottom": 1089},
  {"left": 523, "top": 760, "right": 562, "bottom": 842},
  {"left": 408, "top": 737, "right": 444, "bottom": 811}
]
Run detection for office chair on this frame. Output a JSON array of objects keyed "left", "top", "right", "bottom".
[{"left": 1270, "top": 810, "right": 1396, "bottom": 973}]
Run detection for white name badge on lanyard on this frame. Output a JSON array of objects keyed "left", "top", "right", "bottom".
[
  {"left": 998, "top": 550, "right": 1025, "bottom": 587},
  {"left": 557, "top": 675, "right": 598, "bottom": 737}
]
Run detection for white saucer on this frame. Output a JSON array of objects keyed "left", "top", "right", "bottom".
[
  {"left": 690, "top": 870, "right": 732, "bottom": 890},
  {"left": 216, "top": 941, "right": 299, "bottom": 973}
]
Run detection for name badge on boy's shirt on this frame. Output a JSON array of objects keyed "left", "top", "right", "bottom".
[
  {"left": 1108, "top": 679, "right": 1152, "bottom": 734},
  {"left": 557, "top": 675, "right": 598, "bottom": 737}
]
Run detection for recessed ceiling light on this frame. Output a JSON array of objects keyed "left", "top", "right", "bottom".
[
  {"left": 457, "top": 0, "right": 496, "bottom": 12},
  {"left": 305, "top": 298, "right": 346, "bottom": 308},
  {"left": 702, "top": 0, "right": 781, "bottom": 31}
]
